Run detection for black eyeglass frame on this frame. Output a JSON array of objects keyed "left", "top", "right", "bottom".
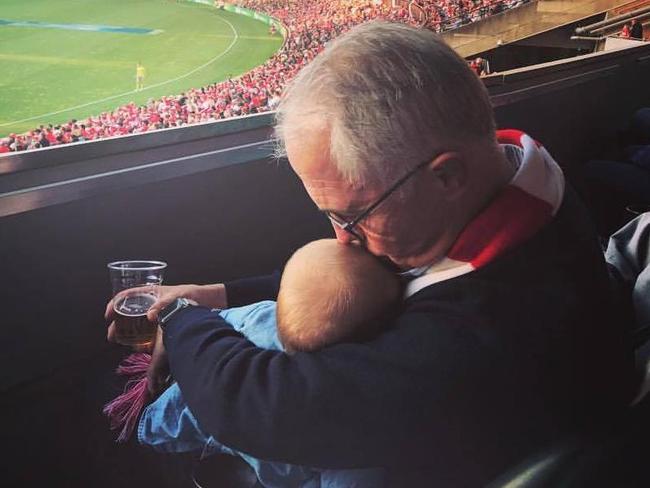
[{"left": 325, "top": 155, "right": 437, "bottom": 241}]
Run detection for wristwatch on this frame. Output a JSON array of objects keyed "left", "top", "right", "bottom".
[{"left": 158, "top": 297, "right": 194, "bottom": 329}]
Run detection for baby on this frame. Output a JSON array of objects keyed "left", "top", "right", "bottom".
[{"left": 138, "top": 239, "right": 400, "bottom": 487}]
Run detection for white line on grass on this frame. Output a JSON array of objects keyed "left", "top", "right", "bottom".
[{"left": 0, "top": 13, "right": 239, "bottom": 128}]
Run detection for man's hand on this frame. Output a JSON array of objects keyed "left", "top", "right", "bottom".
[
  {"left": 105, "top": 283, "right": 227, "bottom": 342},
  {"left": 105, "top": 283, "right": 227, "bottom": 395}
]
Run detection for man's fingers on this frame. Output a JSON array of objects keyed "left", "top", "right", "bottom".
[
  {"left": 107, "top": 321, "right": 116, "bottom": 342},
  {"left": 104, "top": 299, "right": 115, "bottom": 320},
  {"left": 147, "top": 296, "right": 172, "bottom": 322},
  {"left": 146, "top": 306, "right": 160, "bottom": 323},
  {"left": 146, "top": 287, "right": 183, "bottom": 321}
]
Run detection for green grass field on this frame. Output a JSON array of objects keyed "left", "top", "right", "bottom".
[{"left": 0, "top": 0, "right": 283, "bottom": 136}]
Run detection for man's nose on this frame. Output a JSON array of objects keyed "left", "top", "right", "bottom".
[{"left": 333, "top": 225, "right": 357, "bottom": 244}]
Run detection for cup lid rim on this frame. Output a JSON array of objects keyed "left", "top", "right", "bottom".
[{"left": 107, "top": 260, "right": 167, "bottom": 271}]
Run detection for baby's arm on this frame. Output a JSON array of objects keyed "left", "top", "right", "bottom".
[
  {"left": 217, "top": 300, "right": 284, "bottom": 351},
  {"left": 138, "top": 301, "right": 284, "bottom": 454}
]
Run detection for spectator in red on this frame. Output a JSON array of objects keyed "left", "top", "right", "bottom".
[{"left": 621, "top": 22, "right": 631, "bottom": 38}]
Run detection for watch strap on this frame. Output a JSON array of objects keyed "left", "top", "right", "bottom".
[{"left": 158, "top": 297, "right": 192, "bottom": 328}]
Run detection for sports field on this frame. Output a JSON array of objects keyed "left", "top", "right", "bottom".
[{"left": 0, "top": 0, "right": 283, "bottom": 136}]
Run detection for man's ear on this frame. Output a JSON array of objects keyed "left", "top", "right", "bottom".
[{"left": 428, "top": 152, "right": 467, "bottom": 198}]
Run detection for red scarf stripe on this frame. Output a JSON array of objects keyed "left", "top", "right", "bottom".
[
  {"left": 447, "top": 185, "right": 554, "bottom": 268},
  {"left": 497, "top": 129, "right": 542, "bottom": 148}
]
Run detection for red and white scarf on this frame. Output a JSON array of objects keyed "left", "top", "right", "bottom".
[{"left": 405, "top": 130, "right": 565, "bottom": 298}]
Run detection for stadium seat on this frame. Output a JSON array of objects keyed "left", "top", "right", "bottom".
[
  {"left": 487, "top": 398, "right": 650, "bottom": 488},
  {"left": 487, "top": 327, "right": 650, "bottom": 488}
]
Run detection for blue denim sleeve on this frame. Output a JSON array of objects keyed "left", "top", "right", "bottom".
[
  {"left": 217, "top": 301, "right": 284, "bottom": 351},
  {"left": 138, "top": 382, "right": 218, "bottom": 453}
]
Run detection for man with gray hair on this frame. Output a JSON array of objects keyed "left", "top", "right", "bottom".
[{"left": 107, "top": 21, "right": 634, "bottom": 485}]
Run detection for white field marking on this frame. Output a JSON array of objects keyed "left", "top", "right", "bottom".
[
  {"left": 196, "top": 34, "right": 277, "bottom": 41},
  {"left": 0, "top": 13, "right": 239, "bottom": 128}
]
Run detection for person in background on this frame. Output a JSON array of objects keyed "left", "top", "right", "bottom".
[
  {"left": 606, "top": 212, "right": 650, "bottom": 403},
  {"left": 630, "top": 19, "right": 644, "bottom": 40},
  {"left": 621, "top": 22, "right": 631, "bottom": 38},
  {"left": 136, "top": 62, "right": 146, "bottom": 91}
]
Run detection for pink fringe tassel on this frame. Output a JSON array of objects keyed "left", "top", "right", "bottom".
[{"left": 103, "top": 353, "right": 152, "bottom": 442}]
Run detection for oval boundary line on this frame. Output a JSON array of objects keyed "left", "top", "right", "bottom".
[{"left": 0, "top": 10, "right": 240, "bottom": 128}]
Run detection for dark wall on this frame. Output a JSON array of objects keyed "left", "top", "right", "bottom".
[{"left": 1, "top": 158, "right": 331, "bottom": 392}]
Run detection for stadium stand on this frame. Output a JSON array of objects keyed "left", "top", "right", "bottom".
[
  {"left": 0, "top": 0, "right": 531, "bottom": 153},
  {"left": 420, "top": 0, "right": 529, "bottom": 31}
]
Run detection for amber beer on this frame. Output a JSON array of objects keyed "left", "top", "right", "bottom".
[{"left": 113, "top": 292, "right": 158, "bottom": 347}]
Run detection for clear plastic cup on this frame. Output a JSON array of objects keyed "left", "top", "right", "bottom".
[{"left": 108, "top": 260, "right": 167, "bottom": 348}]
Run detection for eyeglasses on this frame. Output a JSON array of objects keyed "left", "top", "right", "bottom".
[{"left": 325, "top": 155, "right": 436, "bottom": 242}]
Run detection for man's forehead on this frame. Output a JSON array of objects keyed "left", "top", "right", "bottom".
[
  {"left": 287, "top": 142, "right": 372, "bottom": 209},
  {"left": 293, "top": 159, "right": 347, "bottom": 186},
  {"left": 285, "top": 126, "right": 338, "bottom": 179},
  {"left": 295, "top": 162, "right": 359, "bottom": 205}
]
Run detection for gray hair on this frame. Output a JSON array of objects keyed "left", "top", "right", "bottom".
[{"left": 275, "top": 21, "right": 496, "bottom": 188}]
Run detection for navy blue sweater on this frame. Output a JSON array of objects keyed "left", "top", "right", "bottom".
[{"left": 164, "top": 190, "right": 635, "bottom": 486}]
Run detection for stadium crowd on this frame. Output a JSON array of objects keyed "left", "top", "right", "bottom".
[
  {"left": 0, "top": 0, "right": 530, "bottom": 153},
  {"left": 421, "top": 0, "right": 529, "bottom": 31}
]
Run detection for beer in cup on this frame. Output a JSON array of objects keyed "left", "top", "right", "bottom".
[{"left": 108, "top": 260, "right": 167, "bottom": 348}]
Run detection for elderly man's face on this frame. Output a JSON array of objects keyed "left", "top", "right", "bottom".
[{"left": 286, "top": 129, "right": 449, "bottom": 270}]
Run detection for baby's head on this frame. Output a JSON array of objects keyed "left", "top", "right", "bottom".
[{"left": 276, "top": 239, "right": 401, "bottom": 352}]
